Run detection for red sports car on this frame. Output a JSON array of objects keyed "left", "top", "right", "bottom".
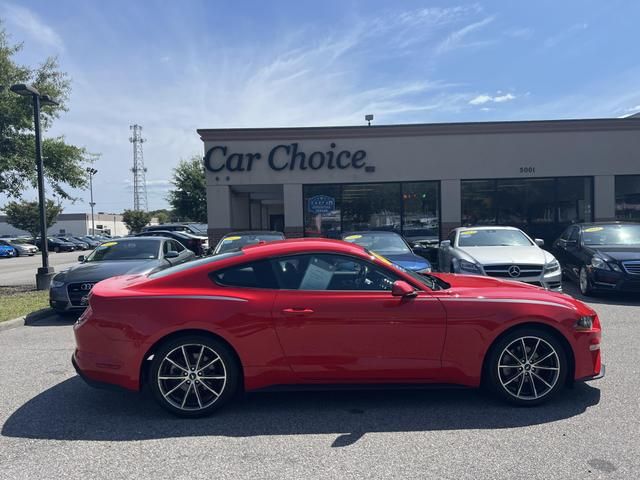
[{"left": 72, "top": 238, "right": 603, "bottom": 417}]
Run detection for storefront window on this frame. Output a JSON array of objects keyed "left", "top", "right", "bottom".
[
  {"left": 461, "top": 180, "right": 496, "bottom": 225},
  {"left": 402, "top": 182, "right": 440, "bottom": 241},
  {"left": 461, "top": 176, "right": 593, "bottom": 245},
  {"left": 303, "top": 181, "right": 439, "bottom": 239},
  {"left": 303, "top": 185, "right": 341, "bottom": 238},
  {"left": 341, "top": 183, "right": 401, "bottom": 234},
  {"left": 616, "top": 175, "right": 640, "bottom": 221}
]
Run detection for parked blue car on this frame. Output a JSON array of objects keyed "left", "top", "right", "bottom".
[
  {"left": 341, "top": 231, "right": 432, "bottom": 273},
  {"left": 0, "top": 244, "right": 17, "bottom": 258}
]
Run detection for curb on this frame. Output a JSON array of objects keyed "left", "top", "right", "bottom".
[{"left": 0, "top": 308, "right": 58, "bottom": 333}]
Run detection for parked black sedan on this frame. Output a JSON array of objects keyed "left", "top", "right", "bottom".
[
  {"left": 35, "top": 237, "right": 76, "bottom": 252},
  {"left": 553, "top": 222, "right": 640, "bottom": 296},
  {"left": 134, "top": 230, "right": 209, "bottom": 256},
  {"left": 49, "top": 237, "right": 195, "bottom": 313}
]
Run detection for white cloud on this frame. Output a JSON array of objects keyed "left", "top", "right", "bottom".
[
  {"left": 504, "top": 27, "right": 533, "bottom": 39},
  {"left": 544, "top": 23, "right": 588, "bottom": 48},
  {"left": 469, "top": 92, "right": 516, "bottom": 105},
  {"left": 435, "top": 16, "right": 495, "bottom": 54},
  {"left": 0, "top": 3, "right": 64, "bottom": 50}
]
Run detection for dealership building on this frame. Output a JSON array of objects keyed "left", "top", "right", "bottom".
[{"left": 198, "top": 117, "right": 640, "bottom": 246}]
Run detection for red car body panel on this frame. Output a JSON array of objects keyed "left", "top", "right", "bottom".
[{"left": 73, "top": 239, "right": 602, "bottom": 393}]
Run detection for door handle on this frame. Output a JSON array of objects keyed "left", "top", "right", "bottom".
[{"left": 282, "top": 307, "right": 314, "bottom": 316}]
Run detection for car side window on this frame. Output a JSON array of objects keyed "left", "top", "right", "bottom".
[
  {"left": 271, "top": 254, "right": 399, "bottom": 291},
  {"left": 568, "top": 227, "right": 579, "bottom": 242},
  {"left": 170, "top": 240, "right": 184, "bottom": 252},
  {"left": 163, "top": 241, "right": 171, "bottom": 255},
  {"left": 559, "top": 227, "right": 571, "bottom": 241},
  {"left": 212, "top": 260, "right": 278, "bottom": 289}
]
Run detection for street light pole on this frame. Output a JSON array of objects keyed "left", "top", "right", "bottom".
[
  {"left": 10, "top": 84, "right": 59, "bottom": 290},
  {"left": 86, "top": 168, "right": 98, "bottom": 234}
]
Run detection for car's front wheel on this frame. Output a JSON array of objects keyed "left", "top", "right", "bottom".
[
  {"left": 487, "top": 327, "right": 567, "bottom": 406},
  {"left": 149, "top": 335, "right": 240, "bottom": 417},
  {"left": 579, "top": 266, "right": 594, "bottom": 296}
]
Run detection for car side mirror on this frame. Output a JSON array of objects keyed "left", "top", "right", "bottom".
[
  {"left": 534, "top": 238, "right": 545, "bottom": 247},
  {"left": 165, "top": 250, "right": 179, "bottom": 259},
  {"left": 391, "top": 280, "right": 417, "bottom": 297},
  {"left": 77, "top": 255, "right": 85, "bottom": 262},
  {"left": 440, "top": 240, "right": 451, "bottom": 248}
]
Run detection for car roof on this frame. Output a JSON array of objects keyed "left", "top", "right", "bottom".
[
  {"left": 222, "top": 230, "right": 284, "bottom": 237},
  {"left": 455, "top": 225, "right": 522, "bottom": 232},
  {"left": 575, "top": 221, "right": 639, "bottom": 228},
  {"left": 342, "top": 230, "right": 401, "bottom": 237},
  {"left": 241, "top": 237, "right": 365, "bottom": 256},
  {"left": 114, "top": 236, "right": 165, "bottom": 242}
]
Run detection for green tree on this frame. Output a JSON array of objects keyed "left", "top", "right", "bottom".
[
  {"left": 0, "top": 22, "right": 92, "bottom": 199},
  {"left": 4, "top": 199, "right": 63, "bottom": 239},
  {"left": 168, "top": 156, "right": 207, "bottom": 223},
  {"left": 122, "top": 209, "right": 152, "bottom": 234},
  {"left": 149, "top": 208, "right": 173, "bottom": 224}
]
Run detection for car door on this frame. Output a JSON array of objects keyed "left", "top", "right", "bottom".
[{"left": 271, "top": 253, "right": 447, "bottom": 382}]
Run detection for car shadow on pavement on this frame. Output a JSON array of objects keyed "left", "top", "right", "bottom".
[
  {"left": 2, "top": 376, "right": 600, "bottom": 446},
  {"left": 561, "top": 282, "right": 640, "bottom": 307}
]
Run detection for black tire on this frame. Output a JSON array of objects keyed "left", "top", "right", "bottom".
[
  {"left": 486, "top": 327, "right": 567, "bottom": 406},
  {"left": 578, "top": 266, "right": 593, "bottom": 296},
  {"left": 149, "top": 334, "right": 240, "bottom": 418},
  {"left": 54, "top": 246, "right": 60, "bottom": 253}
]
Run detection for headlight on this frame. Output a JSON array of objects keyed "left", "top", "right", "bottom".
[
  {"left": 416, "top": 267, "right": 432, "bottom": 274},
  {"left": 454, "top": 258, "right": 483, "bottom": 274},
  {"left": 544, "top": 259, "right": 560, "bottom": 274},
  {"left": 50, "top": 279, "right": 65, "bottom": 288},
  {"left": 576, "top": 315, "right": 594, "bottom": 330},
  {"left": 590, "top": 256, "right": 608, "bottom": 270}
]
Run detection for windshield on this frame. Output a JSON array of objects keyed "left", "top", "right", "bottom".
[
  {"left": 85, "top": 239, "right": 159, "bottom": 261},
  {"left": 582, "top": 224, "right": 640, "bottom": 246},
  {"left": 215, "top": 233, "right": 284, "bottom": 254},
  {"left": 457, "top": 229, "right": 532, "bottom": 247},
  {"left": 343, "top": 233, "right": 411, "bottom": 255}
]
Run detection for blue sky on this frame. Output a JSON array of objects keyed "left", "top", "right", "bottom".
[{"left": 1, "top": 0, "right": 640, "bottom": 213}]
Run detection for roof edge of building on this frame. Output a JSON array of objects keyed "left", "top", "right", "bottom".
[{"left": 197, "top": 117, "right": 640, "bottom": 141}]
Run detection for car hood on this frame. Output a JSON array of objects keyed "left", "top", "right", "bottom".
[
  {"left": 56, "top": 260, "right": 163, "bottom": 283},
  {"left": 384, "top": 252, "right": 431, "bottom": 271},
  {"left": 587, "top": 245, "right": 640, "bottom": 261},
  {"left": 433, "top": 273, "right": 593, "bottom": 315},
  {"left": 458, "top": 246, "right": 551, "bottom": 265}
]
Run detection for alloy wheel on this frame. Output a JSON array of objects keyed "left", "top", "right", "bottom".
[
  {"left": 497, "top": 336, "right": 560, "bottom": 401},
  {"left": 157, "top": 344, "right": 227, "bottom": 412},
  {"left": 579, "top": 267, "right": 589, "bottom": 295}
]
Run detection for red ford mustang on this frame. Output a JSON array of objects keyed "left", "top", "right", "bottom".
[{"left": 72, "top": 238, "right": 603, "bottom": 417}]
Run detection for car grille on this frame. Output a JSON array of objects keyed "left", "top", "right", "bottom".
[
  {"left": 622, "top": 261, "right": 640, "bottom": 275},
  {"left": 483, "top": 264, "right": 543, "bottom": 279},
  {"left": 67, "top": 283, "right": 96, "bottom": 306}
]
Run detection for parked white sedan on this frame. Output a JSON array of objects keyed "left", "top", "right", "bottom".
[{"left": 438, "top": 226, "right": 562, "bottom": 290}]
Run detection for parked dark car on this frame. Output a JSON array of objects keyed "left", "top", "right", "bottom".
[
  {"left": 142, "top": 223, "right": 207, "bottom": 235},
  {"left": 56, "top": 235, "right": 90, "bottom": 250},
  {"left": 0, "top": 238, "right": 38, "bottom": 256},
  {"left": 134, "top": 230, "right": 209, "bottom": 256},
  {"left": 35, "top": 237, "right": 76, "bottom": 252},
  {"left": 49, "top": 237, "right": 195, "bottom": 313},
  {"left": 552, "top": 222, "right": 640, "bottom": 296},
  {"left": 76, "top": 236, "right": 101, "bottom": 248},
  {"left": 341, "top": 231, "right": 432, "bottom": 273},
  {"left": 213, "top": 230, "right": 285, "bottom": 254}
]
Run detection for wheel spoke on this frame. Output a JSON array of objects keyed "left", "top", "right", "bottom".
[
  {"left": 532, "top": 371, "right": 553, "bottom": 389},
  {"left": 193, "top": 383, "right": 203, "bottom": 409},
  {"left": 195, "top": 346, "right": 205, "bottom": 371},
  {"left": 516, "top": 374, "right": 525, "bottom": 396},
  {"left": 503, "top": 370, "right": 524, "bottom": 386},
  {"left": 198, "top": 375, "right": 226, "bottom": 380},
  {"left": 533, "top": 351, "right": 555, "bottom": 365},
  {"left": 534, "top": 366, "right": 559, "bottom": 371},
  {"left": 163, "top": 379, "right": 187, "bottom": 397},
  {"left": 181, "top": 346, "right": 191, "bottom": 370},
  {"left": 198, "top": 356, "right": 220, "bottom": 373},
  {"left": 529, "top": 373, "right": 538, "bottom": 398},
  {"left": 159, "top": 376, "right": 186, "bottom": 380},
  {"left": 505, "top": 349, "right": 523, "bottom": 365},
  {"left": 530, "top": 339, "right": 541, "bottom": 361},
  {"left": 199, "top": 380, "right": 220, "bottom": 397},
  {"left": 166, "top": 357, "right": 188, "bottom": 372},
  {"left": 181, "top": 383, "right": 192, "bottom": 408},
  {"left": 521, "top": 338, "right": 528, "bottom": 363}
]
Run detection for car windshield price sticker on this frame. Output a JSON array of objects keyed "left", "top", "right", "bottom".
[
  {"left": 461, "top": 230, "right": 477, "bottom": 235},
  {"left": 308, "top": 195, "right": 335, "bottom": 215}
]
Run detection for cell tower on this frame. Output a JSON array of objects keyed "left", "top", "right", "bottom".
[{"left": 129, "top": 124, "right": 148, "bottom": 211}]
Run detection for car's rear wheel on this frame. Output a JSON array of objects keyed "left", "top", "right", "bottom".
[
  {"left": 149, "top": 335, "right": 239, "bottom": 417},
  {"left": 487, "top": 327, "right": 567, "bottom": 406},
  {"left": 579, "top": 266, "right": 593, "bottom": 296}
]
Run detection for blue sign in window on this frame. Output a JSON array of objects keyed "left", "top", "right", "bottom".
[{"left": 308, "top": 195, "right": 336, "bottom": 215}]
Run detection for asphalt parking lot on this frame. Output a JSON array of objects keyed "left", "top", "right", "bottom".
[
  {"left": 0, "top": 284, "right": 638, "bottom": 480},
  {"left": 0, "top": 251, "right": 82, "bottom": 287}
]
